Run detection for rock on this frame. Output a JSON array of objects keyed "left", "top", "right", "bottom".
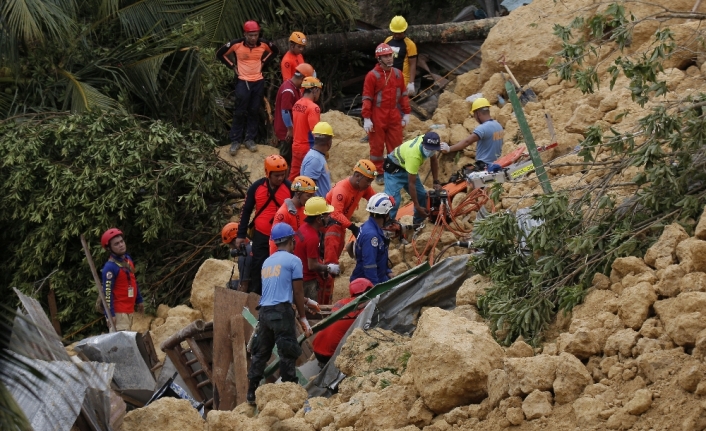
[
  {"left": 640, "top": 318, "right": 664, "bottom": 339},
  {"left": 624, "top": 389, "right": 652, "bottom": 415},
  {"left": 455, "top": 274, "right": 492, "bottom": 306},
  {"left": 479, "top": 73, "right": 507, "bottom": 105},
  {"left": 340, "top": 389, "right": 413, "bottom": 431},
  {"left": 604, "top": 328, "right": 640, "bottom": 358},
  {"left": 506, "top": 407, "right": 524, "bottom": 425},
  {"left": 654, "top": 292, "right": 706, "bottom": 346},
  {"left": 255, "top": 382, "right": 308, "bottom": 412},
  {"left": 505, "top": 339, "right": 534, "bottom": 358},
  {"left": 260, "top": 399, "right": 295, "bottom": 420},
  {"left": 606, "top": 409, "right": 638, "bottom": 429},
  {"left": 151, "top": 315, "right": 196, "bottom": 362},
  {"left": 320, "top": 110, "right": 364, "bottom": 141},
  {"left": 190, "top": 258, "right": 235, "bottom": 321},
  {"left": 681, "top": 272, "right": 706, "bottom": 293},
  {"left": 656, "top": 264, "right": 686, "bottom": 297},
  {"left": 678, "top": 363, "right": 704, "bottom": 393},
  {"left": 272, "top": 418, "right": 316, "bottom": 431},
  {"left": 637, "top": 349, "right": 690, "bottom": 384},
  {"left": 611, "top": 256, "right": 653, "bottom": 282},
  {"left": 407, "top": 398, "right": 434, "bottom": 427},
  {"left": 408, "top": 308, "right": 504, "bottom": 413},
  {"left": 620, "top": 270, "right": 658, "bottom": 290},
  {"left": 695, "top": 206, "right": 706, "bottom": 239},
  {"left": 487, "top": 369, "right": 509, "bottom": 408},
  {"left": 131, "top": 312, "right": 154, "bottom": 333},
  {"left": 452, "top": 304, "right": 484, "bottom": 322},
  {"left": 656, "top": 68, "right": 686, "bottom": 91},
  {"left": 167, "top": 305, "right": 202, "bottom": 321},
  {"left": 156, "top": 304, "right": 170, "bottom": 319},
  {"left": 443, "top": 406, "right": 469, "bottom": 425},
  {"left": 522, "top": 390, "right": 553, "bottom": 420},
  {"left": 504, "top": 355, "right": 557, "bottom": 396},
  {"left": 335, "top": 328, "right": 410, "bottom": 377},
  {"left": 207, "top": 409, "right": 252, "bottom": 431},
  {"left": 565, "top": 104, "right": 603, "bottom": 135},
  {"left": 305, "top": 408, "right": 334, "bottom": 430},
  {"left": 121, "top": 397, "right": 204, "bottom": 431},
  {"left": 676, "top": 238, "right": 706, "bottom": 273},
  {"left": 454, "top": 70, "right": 482, "bottom": 98},
  {"left": 618, "top": 281, "right": 657, "bottom": 329},
  {"left": 592, "top": 273, "right": 611, "bottom": 290},
  {"left": 572, "top": 289, "right": 619, "bottom": 318},
  {"left": 557, "top": 326, "right": 603, "bottom": 359},
  {"left": 644, "top": 223, "right": 689, "bottom": 270},
  {"left": 573, "top": 397, "right": 605, "bottom": 428},
  {"left": 553, "top": 352, "right": 593, "bottom": 404}
]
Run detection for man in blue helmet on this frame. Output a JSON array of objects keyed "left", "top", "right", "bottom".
[
  {"left": 246, "top": 223, "right": 316, "bottom": 405},
  {"left": 351, "top": 193, "right": 395, "bottom": 285}
]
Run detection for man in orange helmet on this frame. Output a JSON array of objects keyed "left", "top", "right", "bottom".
[
  {"left": 362, "top": 43, "right": 411, "bottom": 184},
  {"left": 281, "top": 31, "right": 308, "bottom": 81},
  {"left": 235, "top": 155, "right": 292, "bottom": 295},
  {"left": 216, "top": 21, "right": 279, "bottom": 154},
  {"left": 274, "top": 63, "right": 315, "bottom": 173},
  {"left": 324, "top": 160, "right": 377, "bottom": 265},
  {"left": 289, "top": 77, "right": 322, "bottom": 181},
  {"left": 269, "top": 175, "right": 317, "bottom": 254}
]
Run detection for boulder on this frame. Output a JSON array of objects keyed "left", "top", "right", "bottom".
[
  {"left": 271, "top": 418, "right": 315, "bottom": 431},
  {"left": 455, "top": 274, "right": 492, "bottom": 306},
  {"left": 695, "top": 206, "right": 706, "bottom": 240},
  {"left": 620, "top": 270, "right": 658, "bottom": 290},
  {"left": 522, "top": 390, "right": 553, "bottom": 420},
  {"left": 553, "top": 352, "right": 593, "bottom": 404},
  {"left": 255, "top": 382, "right": 308, "bottom": 412},
  {"left": 151, "top": 314, "right": 199, "bottom": 362},
  {"left": 121, "top": 398, "right": 204, "bottom": 431},
  {"left": 618, "top": 282, "right": 657, "bottom": 329},
  {"left": 610, "top": 256, "right": 652, "bottom": 282},
  {"left": 656, "top": 264, "right": 686, "bottom": 297},
  {"left": 606, "top": 409, "right": 638, "bottom": 430},
  {"left": 487, "top": 369, "right": 509, "bottom": 408},
  {"left": 407, "top": 398, "right": 434, "bottom": 427},
  {"left": 654, "top": 292, "right": 706, "bottom": 347},
  {"left": 676, "top": 238, "right": 706, "bottom": 273},
  {"left": 260, "top": 399, "right": 295, "bottom": 420},
  {"left": 636, "top": 348, "right": 691, "bottom": 384},
  {"left": 207, "top": 409, "right": 251, "bottom": 431},
  {"left": 624, "top": 389, "right": 652, "bottom": 415},
  {"left": 565, "top": 104, "right": 603, "bottom": 135},
  {"left": 677, "top": 363, "right": 704, "bottom": 393},
  {"left": 604, "top": 328, "right": 640, "bottom": 358},
  {"left": 644, "top": 223, "right": 689, "bottom": 270},
  {"left": 347, "top": 387, "right": 414, "bottom": 431},
  {"left": 190, "top": 258, "right": 235, "bottom": 321},
  {"left": 680, "top": 272, "right": 706, "bottom": 293},
  {"left": 592, "top": 273, "right": 611, "bottom": 290},
  {"left": 156, "top": 304, "right": 170, "bottom": 319},
  {"left": 505, "top": 339, "right": 534, "bottom": 358},
  {"left": 479, "top": 73, "right": 507, "bottom": 105},
  {"left": 408, "top": 308, "right": 504, "bottom": 413},
  {"left": 504, "top": 355, "right": 557, "bottom": 396},
  {"left": 573, "top": 397, "right": 605, "bottom": 428},
  {"left": 454, "top": 70, "right": 482, "bottom": 98},
  {"left": 131, "top": 312, "right": 154, "bottom": 333}
]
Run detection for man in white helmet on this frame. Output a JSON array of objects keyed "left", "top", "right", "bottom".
[
  {"left": 444, "top": 97, "right": 504, "bottom": 171},
  {"left": 350, "top": 193, "right": 395, "bottom": 285}
]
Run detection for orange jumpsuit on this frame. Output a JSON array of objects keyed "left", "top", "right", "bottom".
[
  {"left": 324, "top": 179, "right": 375, "bottom": 264},
  {"left": 289, "top": 97, "right": 320, "bottom": 181},
  {"left": 269, "top": 199, "right": 306, "bottom": 255},
  {"left": 362, "top": 64, "right": 411, "bottom": 175}
]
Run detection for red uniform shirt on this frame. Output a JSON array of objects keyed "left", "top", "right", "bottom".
[
  {"left": 292, "top": 97, "right": 320, "bottom": 153},
  {"left": 237, "top": 178, "right": 293, "bottom": 238},
  {"left": 325, "top": 179, "right": 375, "bottom": 229},
  {"left": 101, "top": 254, "right": 143, "bottom": 316},
  {"left": 269, "top": 200, "right": 306, "bottom": 254},
  {"left": 293, "top": 223, "right": 322, "bottom": 281},
  {"left": 281, "top": 51, "right": 304, "bottom": 81},
  {"left": 274, "top": 80, "right": 301, "bottom": 141},
  {"left": 312, "top": 297, "right": 360, "bottom": 357},
  {"left": 361, "top": 64, "right": 411, "bottom": 119}
]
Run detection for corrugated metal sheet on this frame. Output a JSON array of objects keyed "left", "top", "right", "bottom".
[
  {"left": 2, "top": 354, "right": 114, "bottom": 431},
  {"left": 11, "top": 287, "right": 70, "bottom": 362},
  {"left": 417, "top": 41, "right": 484, "bottom": 75}
]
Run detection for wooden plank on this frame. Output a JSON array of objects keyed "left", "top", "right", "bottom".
[
  {"left": 47, "top": 284, "right": 62, "bottom": 336},
  {"left": 164, "top": 347, "right": 206, "bottom": 402},
  {"left": 160, "top": 320, "right": 208, "bottom": 351},
  {"left": 186, "top": 338, "right": 213, "bottom": 382},
  {"left": 230, "top": 314, "right": 249, "bottom": 406}
]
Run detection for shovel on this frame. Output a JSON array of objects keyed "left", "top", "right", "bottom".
[{"left": 499, "top": 55, "right": 537, "bottom": 105}]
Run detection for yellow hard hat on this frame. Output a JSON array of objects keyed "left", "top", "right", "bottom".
[
  {"left": 289, "top": 31, "right": 307, "bottom": 46},
  {"left": 304, "top": 197, "right": 334, "bottom": 216},
  {"left": 471, "top": 97, "right": 491, "bottom": 113},
  {"left": 389, "top": 16, "right": 408, "bottom": 33},
  {"left": 291, "top": 176, "right": 317, "bottom": 193},
  {"left": 312, "top": 122, "right": 334, "bottom": 137},
  {"left": 301, "top": 76, "right": 322, "bottom": 89},
  {"left": 353, "top": 159, "right": 377, "bottom": 178}
]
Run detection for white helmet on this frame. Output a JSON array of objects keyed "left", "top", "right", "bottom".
[{"left": 366, "top": 193, "right": 394, "bottom": 215}]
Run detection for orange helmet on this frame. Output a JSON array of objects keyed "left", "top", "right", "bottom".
[
  {"left": 289, "top": 31, "right": 307, "bottom": 46},
  {"left": 221, "top": 222, "right": 239, "bottom": 244},
  {"left": 291, "top": 176, "right": 317, "bottom": 193},
  {"left": 301, "top": 76, "right": 322, "bottom": 89},
  {"left": 264, "top": 154, "right": 288, "bottom": 177},
  {"left": 295, "top": 63, "right": 315, "bottom": 77},
  {"left": 353, "top": 159, "right": 377, "bottom": 178}
]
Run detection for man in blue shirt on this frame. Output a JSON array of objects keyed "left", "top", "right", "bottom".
[
  {"left": 301, "top": 122, "right": 333, "bottom": 198},
  {"left": 445, "top": 97, "right": 504, "bottom": 171},
  {"left": 351, "top": 193, "right": 395, "bottom": 285},
  {"left": 246, "top": 223, "right": 317, "bottom": 405}
]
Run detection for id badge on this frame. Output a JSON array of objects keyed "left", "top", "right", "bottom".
[{"left": 127, "top": 287, "right": 134, "bottom": 298}]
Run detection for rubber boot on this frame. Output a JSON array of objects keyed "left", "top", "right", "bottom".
[
  {"left": 229, "top": 141, "right": 241, "bottom": 156},
  {"left": 246, "top": 379, "right": 259, "bottom": 405},
  {"left": 244, "top": 140, "right": 257, "bottom": 152}
]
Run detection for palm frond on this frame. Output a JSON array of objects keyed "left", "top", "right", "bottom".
[
  {"left": 57, "top": 69, "right": 119, "bottom": 113},
  {"left": 1, "top": 0, "right": 76, "bottom": 46},
  {"left": 123, "top": 50, "right": 174, "bottom": 109}
]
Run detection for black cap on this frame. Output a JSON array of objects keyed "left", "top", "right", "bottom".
[{"left": 422, "top": 132, "right": 441, "bottom": 151}]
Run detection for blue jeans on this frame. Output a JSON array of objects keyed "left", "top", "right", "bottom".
[{"left": 384, "top": 170, "right": 427, "bottom": 224}]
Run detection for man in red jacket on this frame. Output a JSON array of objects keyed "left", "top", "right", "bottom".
[
  {"left": 362, "top": 43, "right": 411, "bottom": 184},
  {"left": 101, "top": 228, "right": 144, "bottom": 331},
  {"left": 274, "top": 63, "right": 315, "bottom": 175}
]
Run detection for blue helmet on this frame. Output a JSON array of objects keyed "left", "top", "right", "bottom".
[{"left": 271, "top": 223, "right": 296, "bottom": 244}]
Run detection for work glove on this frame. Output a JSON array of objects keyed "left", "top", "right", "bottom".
[
  {"left": 327, "top": 263, "right": 341, "bottom": 276},
  {"left": 299, "top": 317, "right": 313, "bottom": 337},
  {"left": 406, "top": 82, "right": 415, "bottom": 96},
  {"left": 440, "top": 142, "right": 450, "bottom": 153},
  {"left": 402, "top": 114, "right": 410, "bottom": 127},
  {"left": 305, "top": 298, "right": 321, "bottom": 313},
  {"left": 363, "top": 118, "right": 374, "bottom": 133},
  {"left": 348, "top": 223, "right": 360, "bottom": 237}
]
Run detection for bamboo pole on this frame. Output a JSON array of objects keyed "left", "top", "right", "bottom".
[{"left": 80, "top": 234, "right": 116, "bottom": 333}]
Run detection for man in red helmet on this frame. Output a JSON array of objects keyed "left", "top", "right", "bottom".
[
  {"left": 274, "top": 63, "right": 315, "bottom": 173},
  {"left": 281, "top": 32, "right": 307, "bottom": 81},
  {"left": 362, "top": 43, "right": 411, "bottom": 184},
  {"left": 217, "top": 21, "right": 279, "bottom": 155},
  {"left": 234, "top": 155, "right": 292, "bottom": 295},
  {"left": 101, "top": 228, "right": 144, "bottom": 331},
  {"left": 312, "top": 278, "right": 374, "bottom": 365}
]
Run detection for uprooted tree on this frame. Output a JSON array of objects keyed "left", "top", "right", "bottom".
[
  {"left": 473, "top": 3, "right": 706, "bottom": 345},
  {"left": 0, "top": 112, "right": 250, "bottom": 337}
]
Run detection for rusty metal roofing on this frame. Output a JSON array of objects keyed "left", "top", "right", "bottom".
[{"left": 417, "top": 41, "right": 483, "bottom": 75}]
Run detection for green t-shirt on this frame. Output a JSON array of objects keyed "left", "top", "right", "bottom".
[{"left": 392, "top": 136, "right": 427, "bottom": 175}]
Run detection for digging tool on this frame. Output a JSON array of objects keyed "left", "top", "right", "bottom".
[
  {"left": 499, "top": 55, "right": 537, "bottom": 105},
  {"left": 81, "top": 234, "right": 116, "bottom": 333}
]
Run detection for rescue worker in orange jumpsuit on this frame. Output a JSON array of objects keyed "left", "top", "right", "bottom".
[
  {"left": 362, "top": 43, "right": 411, "bottom": 184},
  {"left": 289, "top": 77, "right": 322, "bottom": 181},
  {"left": 280, "top": 32, "right": 307, "bottom": 81},
  {"left": 268, "top": 175, "right": 317, "bottom": 255},
  {"left": 324, "top": 160, "right": 377, "bottom": 265}
]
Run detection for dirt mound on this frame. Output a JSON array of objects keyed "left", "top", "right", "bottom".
[
  {"left": 216, "top": 144, "right": 279, "bottom": 184},
  {"left": 120, "top": 397, "right": 204, "bottom": 431}
]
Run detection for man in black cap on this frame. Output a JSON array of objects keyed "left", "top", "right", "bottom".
[{"left": 383, "top": 132, "right": 448, "bottom": 225}]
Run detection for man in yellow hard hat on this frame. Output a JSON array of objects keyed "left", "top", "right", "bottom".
[
  {"left": 281, "top": 31, "right": 307, "bottom": 81},
  {"left": 385, "top": 16, "right": 418, "bottom": 96},
  {"left": 444, "top": 97, "right": 504, "bottom": 171},
  {"left": 301, "top": 122, "right": 334, "bottom": 198}
]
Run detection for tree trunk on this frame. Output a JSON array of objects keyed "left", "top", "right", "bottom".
[{"left": 273, "top": 17, "right": 502, "bottom": 55}]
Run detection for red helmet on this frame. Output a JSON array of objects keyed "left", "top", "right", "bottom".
[
  {"left": 349, "top": 278, "right": 374, "bottom": 296},
  {"left": 375, "top": 43, "right": 394, "bottom": 57},
  {"left": 101, "top": 228, "right": 123, "bottom": 249},
  {"left": 243, "top": 21, "right": 260, "bottom": 32},
  {"left": 264, "top": 154, "right": 288, "bottom": 177}
]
